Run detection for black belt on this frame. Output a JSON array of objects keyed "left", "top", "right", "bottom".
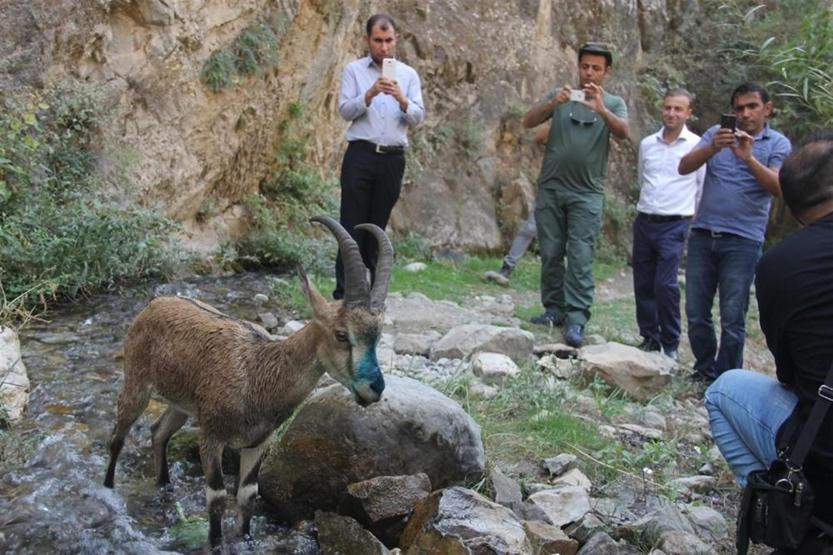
[
  {"left": 351, "top": 140, "right": 405, "bottom": 155},
  {"left": 638, "top": 212, "right": 692, "bottom": 223}
]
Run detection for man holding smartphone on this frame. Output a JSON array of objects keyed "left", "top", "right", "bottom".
[
  {"left": 523, "top": 42, "right": 629, "bottom": 348},
  {"left": 678, "top": 82, "right": 791, "bottom": 382},
  {"left": 333, "top": 13, "right": 425, "bottom": 300}
]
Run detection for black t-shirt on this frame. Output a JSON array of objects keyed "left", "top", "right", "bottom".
[{"left": 756, "top": 211, "right": 833, "bottom": 519}]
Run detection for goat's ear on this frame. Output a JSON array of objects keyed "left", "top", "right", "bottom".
[{"left": 297, "top": 266, "right": 329, "bottom": 319}]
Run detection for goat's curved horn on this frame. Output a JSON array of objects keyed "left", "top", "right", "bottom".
[
  {"left": 355, "top": 223, "right": 394, "bottom": 313},
  {"left": 310, "top": 215, "right": 369, "bottom": 307}
]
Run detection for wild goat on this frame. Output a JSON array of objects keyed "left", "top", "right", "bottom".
[{"left": 103, "top": 215, "right": 391, "bottom": 548}]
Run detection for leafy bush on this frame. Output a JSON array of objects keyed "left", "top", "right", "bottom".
[
  {"left": 0, "top": 85, "right": 178, "bottom": 323},
  {"left": 201, "top": 50, "right": 237, "bottom": 93},
  {"left": 235, "top": 103, "right": 338, "bottom": 274},
  {"left": 201, "top": 20, "right": 285, "bottom": 92}
]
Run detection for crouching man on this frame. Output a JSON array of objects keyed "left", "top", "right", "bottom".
[{"left": 704, "top": 130, "right": 833, "bottom": 552}]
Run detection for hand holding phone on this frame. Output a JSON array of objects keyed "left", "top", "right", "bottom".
[{"left": 569, "top": 89, "right": 586, "bottom": 102}]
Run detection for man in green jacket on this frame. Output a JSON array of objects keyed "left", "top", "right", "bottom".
[{"left": 524, "top": 42, "right": 630, "bottom": 347}]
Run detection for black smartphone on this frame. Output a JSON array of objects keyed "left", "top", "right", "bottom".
[{"left": 720, "top": 114, "right": 737, "bottom": 131}]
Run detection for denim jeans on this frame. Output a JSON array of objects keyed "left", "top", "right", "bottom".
[
  {"left": 685, "top": 229, "right": 762, "bottom": 378},
  {"left": 705, "top": 369, "right": 798, "bottom": 486}
]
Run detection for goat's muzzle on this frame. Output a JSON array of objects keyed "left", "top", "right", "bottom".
[{"left": 353, "top": 371, "right": 385, "bottom": 407}]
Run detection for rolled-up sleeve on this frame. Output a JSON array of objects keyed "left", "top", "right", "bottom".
[
  {"left": 401, "top": 70, "right": 425, "bottom": 126},
  {"left": 339, "top": 63, "right": 367, "bottom": 122}
]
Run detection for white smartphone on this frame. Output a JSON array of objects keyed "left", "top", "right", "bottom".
[
  {"left": 569, "top": 89, "right": 586, "bottom": 102},
  {"left": 382, "top": 58, "right": 397, "bottom": 80}
]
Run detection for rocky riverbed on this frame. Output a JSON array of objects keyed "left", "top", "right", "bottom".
[{"left": 0, "top": 270, "right": 759, "bottom": 554}]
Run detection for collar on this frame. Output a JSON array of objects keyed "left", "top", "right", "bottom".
[
  {"left": 363, "top": 56, "right": 379, "bottom": 69},
  {"left": 656, "top": 125, "right": 696, "bottom": 144},
  {"left": 752, "top": 123, "right": 772, "bottom": 141}
]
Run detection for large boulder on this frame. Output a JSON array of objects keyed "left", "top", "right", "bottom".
[
  {"left": 431, "top": 324, "right": 534, "bottom": 364},
  {"left": 400, "top": 486, "right": 533, "bottom": 554},
  {"left": 0, "top": 326, "right": 30, "bottom": 423},
  {"left": 259, "top": 376, "right": 485, "bottom": 520},
  {"left": 580, "top": 342, "right": 674, "bottom": 401}
]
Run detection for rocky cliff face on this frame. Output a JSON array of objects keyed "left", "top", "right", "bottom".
[{"left": 0, "top": 0, "right": 702, "bottom": 252}]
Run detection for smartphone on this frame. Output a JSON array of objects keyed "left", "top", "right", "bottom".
[
  {"left": 720, "top": 114, "right": 737, "bottom": 131},
  {"left": 382, "top": 58, "right": 397, "bottom": 80},
  {"left": 569, "top": 89, "right": 586, "bottom": 102}
]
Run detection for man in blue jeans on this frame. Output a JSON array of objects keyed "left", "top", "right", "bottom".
[
  {"left": 678, "top": 83, "right": 790, "bottom": 381},
  {"left": 705, "top": 130, "right": 833, "bottom": 550}
]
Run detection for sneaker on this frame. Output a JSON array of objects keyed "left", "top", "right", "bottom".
[
  {"left": 498, "top": 262, "right": 513, "bottom": 279},
  {"left": 529, "top": 311, "right": 564, "bottom": 326},
  {"left": 638, "top": 337, "right": 661, "bottom": 352},
  {"left": 563, "top": 324, "right": 584, "bottom": 348}
]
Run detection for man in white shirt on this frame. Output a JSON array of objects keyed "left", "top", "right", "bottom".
[
  {"left": 334, "top": 13, "right": 425, "bottom": 300},
  {"left": 633, "top": 88, "right": 705, "bottom": 361}
]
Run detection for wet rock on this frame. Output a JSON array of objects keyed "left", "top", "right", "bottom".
[
  {"left": 340, "top": 473, "right": 432, "bottom": 546},
  {"left": 577, "top": 531, "right": 641, "bottom": 554},
  {"left": 471, "top": 352, "right": 520, "bottom": 385},
  {"left": 489, "top": 466, "right": 522, "bottom": 514},
  {"left": 32, "top": 331, "right": 82, "bottom": 345},
  {"left": 543, "top": 453, "right": 577, "bottom": 477},
  {"left": 525, "top": 486, "right": 591, "bottom": 527},
  {"left": 393, "top": 331, "right": 441, "bottom": 357},
  {"left": 668, "top": 476, "right": 716, "bottom": 496},
  {"left": 680, "top": 504, "right": 729, "bottom": 542},
  {"left": 402, "top": 262, "right": 427, "bottom": 273},
  {"left": 400, "top": 486, "right": 532, "bottom": 554},
  {"left": 259, "top": 376, "right": 485, "bottom": 520},
  {"left": 581, "top": 342, "right": 674, "bottom": 400},
  {"left": 315, "top": 511, "right": 389, "bottom": 555},
  {"left": 523, "top": 520, "right": 579, "bottom": 555},
  {"left": 657, "top": 530, "right": 713, "bottom": 554},
  {"left": 0, "top": 327, "right": 29, "bottom": 423},
  {"left": 431, "top": 324, "right": 533, "bottom": 364}
]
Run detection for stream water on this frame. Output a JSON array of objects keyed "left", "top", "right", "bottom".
[{"left": 0, "top": 272, "right": 321, "bottom": 554}]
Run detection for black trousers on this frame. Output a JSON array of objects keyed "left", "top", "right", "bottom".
[{"left": 333, "top": 141, "right": 405, "bottom": 300}]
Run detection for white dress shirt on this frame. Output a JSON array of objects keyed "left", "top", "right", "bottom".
[
  {"left": 636, "top": 125, "right": 706, "bottom": 216},
  {"left": 339, "top": 56, "right": 425, "bottom": 147}
]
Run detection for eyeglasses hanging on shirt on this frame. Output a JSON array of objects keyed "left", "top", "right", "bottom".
[{"left": 569, "top": 102, "right": 598, "bottom": 126}]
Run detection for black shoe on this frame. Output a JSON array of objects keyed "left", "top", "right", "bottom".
[
  {"left": 529, "top": 311, "right": 564, "bottom": 326},
  {"left": 498, "top": 262, "right": 513, "bottom": 279},
  {"left": 638, "top": 337, "right": 661, "bottom": 352},
  {"left": 688, "top": 371, "right": 716, "bottom": 385},
  {"left": 564, "top": 324, "right": 584, "bottom": 348}
]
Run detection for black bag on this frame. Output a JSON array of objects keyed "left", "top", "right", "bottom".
[
  {"left": 736, "top": 362, "right": 833, "bottom": 555},
  {"left": 736, "top": 460, "right": 815, "bottom": 552}
]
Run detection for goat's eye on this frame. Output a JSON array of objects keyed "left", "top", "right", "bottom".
[{"left": 334, "top": 330, "right": 349, "bottom": 343}]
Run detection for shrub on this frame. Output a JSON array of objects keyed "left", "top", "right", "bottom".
[
  {"left": 201, "top": 20, "right": 285, "bottom": 92},
  {"left": 0, "top": 85, "right": 178, "bottom": 323}
]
